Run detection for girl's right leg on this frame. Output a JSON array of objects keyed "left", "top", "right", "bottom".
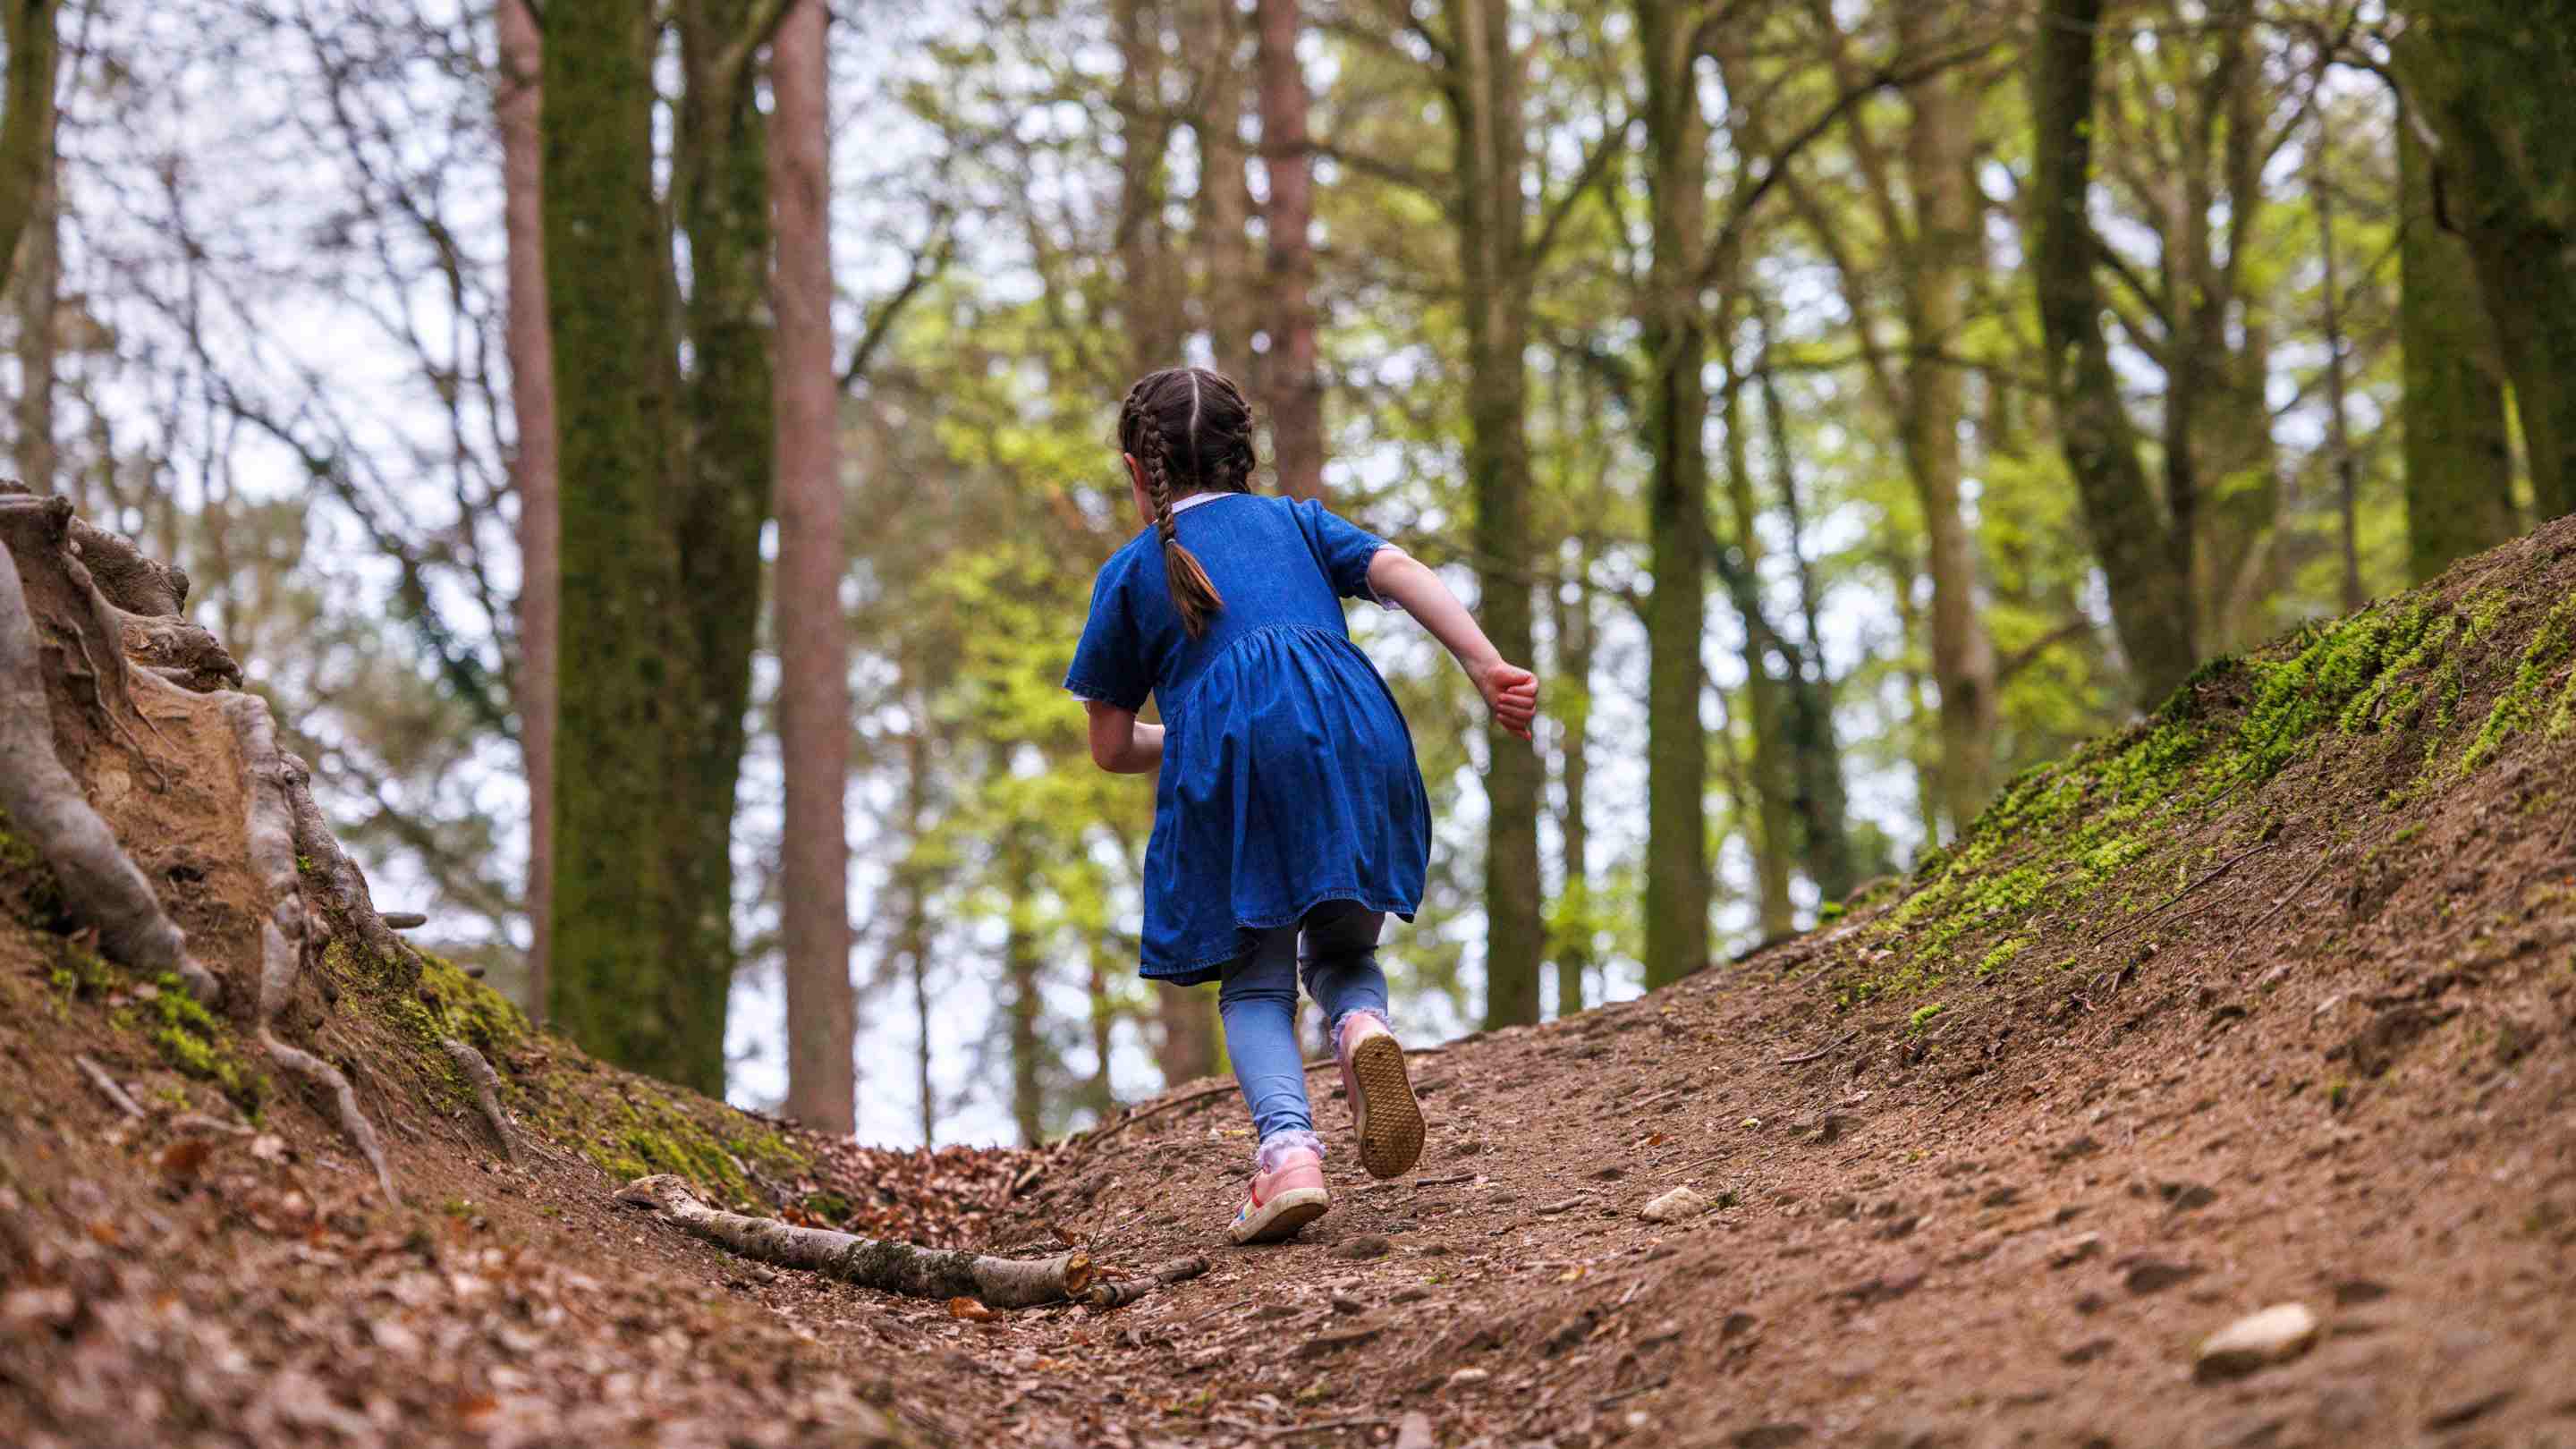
[
  {"left": 1216, "top": 927, "right": 1329, "bottom": 1243},
  {"left": 1299, "top": 903, "right": 1424, "bottom": 1179}
]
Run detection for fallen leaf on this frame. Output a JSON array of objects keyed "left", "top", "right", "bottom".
[
  {"left": 157, "top": 1137, "right": 215, "bottom": 1185},
  {"left": 947, "top": 1297, "right": 999, "bottom": 1323}
]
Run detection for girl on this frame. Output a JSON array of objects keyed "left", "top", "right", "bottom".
[{"left": 1066, "top": 367, "right": 1538, "bottom": 1244}]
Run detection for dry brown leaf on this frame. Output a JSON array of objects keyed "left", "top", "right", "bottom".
[
  {"left": 946, "top": 1297, "right": 1000, "bottom": 1324},
  {"left": 157, "top": 1137, "right": 215, "bottom": 1185}
]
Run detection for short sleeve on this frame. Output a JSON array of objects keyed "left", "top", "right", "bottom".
[
  {"left": 1063, "top": 560, "right": 1153, "bottom": 712},
  {"left": 1293, "top": 499, "right": 1393, "bottom": 605}
]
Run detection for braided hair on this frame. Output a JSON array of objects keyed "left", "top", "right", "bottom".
[{"left": 1116, "top": 366, "right": 1258, "bottom": 640}]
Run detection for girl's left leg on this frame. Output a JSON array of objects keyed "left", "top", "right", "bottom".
[{"left": 1216, "top": 926, "right": 1329, "bottom": 1242}]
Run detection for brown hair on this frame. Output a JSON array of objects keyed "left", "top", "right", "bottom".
[{"left": 1117, "top": 367, "right": 1257, "bottom": 640}]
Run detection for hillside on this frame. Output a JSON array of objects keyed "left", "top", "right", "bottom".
[{"left": 3, "top": 492, "right": 2573, "bottom": 1447}]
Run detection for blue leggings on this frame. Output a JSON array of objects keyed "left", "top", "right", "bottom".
[{"left": 1217, "top": 902, "right": 1391, "bottom": 1145}]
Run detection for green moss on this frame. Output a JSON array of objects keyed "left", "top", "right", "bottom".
[
  {"left": 802, "top": 1190, "right": 853, "bottom": 1222},
  {"left": 145, "top": 985, "right": 266, "bottom": 1111},
  {"left": 528, "top": 1073, "right": 810, "bottom": 1210},
  {"left": 2233, "top": 601, "right": 2438, "bottom": 782},
  {"left": 1909, "top": 1003, "right": 1947, "bottom": 1031},
  {"left": 1976, "top": 938, "right": 2030, "bottom": 979},
  {"left": 2459, "top": 594, "right": 2576, "bottom": 773}
]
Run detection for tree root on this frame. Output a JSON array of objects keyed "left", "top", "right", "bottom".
[
  {"left": 264, "top": 1034, "right": 396, "bottom": 1202},
  {"left": 441, "top": 1038, "right": 517, "bottom": 1162},
  {"left": 615, "top": 1174, "right": 1095, "bottom": 1308},
  {"left": 74, "top": 1054, "right": 146, "bottom": 1120},
  {"left": 1084, "top": 1254, "right": 1210, "bottom": 1309},
  {"left": 0, "top": 539, "right": 218, "bottom": 1004}
]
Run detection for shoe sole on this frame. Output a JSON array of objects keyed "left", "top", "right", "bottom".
[
  {"left": 1350, "top": 1035, "right": 1425, "bottom": 1179},
  {"left": 1231, "top": 1186, "right": 1330, "bottom": 1245}
]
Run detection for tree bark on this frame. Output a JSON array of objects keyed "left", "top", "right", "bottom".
[
  {"left": 1547, "top": 568, "right": 1593, "bottom": 1016},
  {"left": 1719, "top": 360, "right": 1797, "bottom": 938},
  {"left": 1754, "top": 354, "right": 1857, "bottom": 902},
  {"left": 496, "top": 0, "right": 559, "bottom": 1020},
  {"left": 2396, "top": 8, "right": 2576, "bottom": 521},
  {"left": 771, "top": 0, "right": 856, "bottom": 1136},
  {"left": 618, "top": 1175, "right": 1094, "bottom": 1307},
  {"left": 2028, "top": 0, "right": 2198, "bottom": 709},
  {"left": 1634, "top": 0, "right": 1709, "bottom": 991},
  {"left": 2312, "top": 122, "right": 2363, "bottom": 613},
  {"left": 1190, "top": 0, "right": 1258, "bottom": 385},
  {"left": 1896, "top": 0, "right": 2000, "bottom": 838},
  {"left": 10, "top": 74, "right": 55, "bottom": 497},
  {"left": 1114, "top": 0, "right": 1181, "bottom": 376},
  {"left": 0, "top": 0, "right": 58, "bottom": 299},
  {"left": 1004, "top": 835, "right": 1046, "bottom": 1147},
  {"left": 2397, "top": 101, "right": 2515, "bottom": 581},
  {"left": 1255, "top": 0, "right": 1326, "bottom": 500},
  {"left": 1445, "top": 0, "right": 1545, "bottom": 1030}
]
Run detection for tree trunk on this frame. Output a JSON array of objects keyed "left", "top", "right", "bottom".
[
  {"left": 1190, "top": 0, "right": 1257, "bottom": 384},
  {"left": 1255, "top": 0, "right": 1326, "bottom": 500},
  {"left": 1634, "top": 0, "right": 1709, "bottom": 990},
  {"left": 2395, "top": 9, "right": 2576, "bottom": 521},
  {"left": 1445, "top": 0, "right": 1544, "bottom": 1030},
  {"left": 0, "top": 0, "right": 58, "bottom": 298},
  {"left": 1755, "top": 354, "right": 1858, "bottom": 902},
  {"left": 540, "top": 0, "right": 701, "bottom": 1081},
  {"left": 2028, "top": 0, "right": 2198, "bottom": 709},
  {"left": 1719, "top": 361, "right": 1797, "bottom": 938},
  {"left": 1547, "top": 570, "right": 1593, "bottom": 1016},
  {"left": 1004, "top": 837, "right": 1046, "bottom": 1147},
  {"left": 1896, "top": 0, "right": 2000, "bottom": 838},
  {"left": 1084, "top": 948, "right": 1118, "bottom": 1120},
  {"left": 496, "top": 0, "right": 559, "bottom": 1019},
  {"left": 1155, "top": 982, "right": 1219, "bottom": 1086},
  {"left": 898, "top": 686, "right": 940, "bottom": 1144},
  {"left": 771, "top": 0, "right": 856, "bottom": 1136},
  {"left": 2312, "top": 123, "right": 2364, "bottom": 613},
  {"left": 10, "top": 64, "right": 55, "bottom": 496},
  {"left": 2397, "top": 102, "right": 2516, "bottom": 581},
  {"left": 1114, "top": 0, "right": 1181, "bottom": 376}
]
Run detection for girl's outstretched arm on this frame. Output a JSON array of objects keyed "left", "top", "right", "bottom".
[
  {"left": 1085, "top": 700, "right": 1165, "bottom": 774},
  {"left": 1366, "top": 546, "right": 1539, "bottom": 741}
]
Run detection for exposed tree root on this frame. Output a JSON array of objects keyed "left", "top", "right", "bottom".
[
  {"left": 1084, "top": 1254, "right": 1210, "bottom": 1309},
  {"left": 264, "top": 1034, "right": 397, "bottom": 1202},
  {"left": 616, "top": 1174, "right": 1095, "bottom": 1308},
  {"left": 0, "top": 537, "right": 218, "bottom": 1004},
  {"left": 442, "top": 1038, "right": 518, "bottom": 1162}
]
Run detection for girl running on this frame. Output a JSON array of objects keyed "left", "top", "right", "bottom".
[{"left": 1066, "top": 366, "right": 1538, "bottom": 1244}]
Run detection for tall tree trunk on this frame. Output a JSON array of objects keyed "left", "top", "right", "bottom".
[
  {"left": 1114, "top": 0, "right": 1181, "bottom": 376},
  {"left": 540, "top": 0, "right": 697, "bottom": 1080},
  {"left": 771, "top": 0, "right": 856, "bottom": 1135},
  {"left": 0, "top": 0, "right": 58, "bottom": 298},
  {"left": 2313, "top": 124, "right": 2364, "bottom": 613},
  {"left": 1547, "top": 570, "right": 1593, "bottom": 1017},
  {"left": 665, "top": 0, "right": 777, "bottom": 1090},
  {"left": 2397, "top": 8, "right": 2576, "bottom": 521},
  {"left": 2397, "top": 103, "right": 2515, "bottom": 580},
  {"left": 1896, "top": 0, "right": 2000, "bottom": 839},
  {"left": 1004, "top": 838, "right": 1046, "bottom": 1148},
  {"left": 1634, "top": 0, "right": 1709, "bottom": 990},
  {"left": 1444, "top": 0, "right": 1544, "bottom": 1030},
  {"left": 1755, "top": 353, "right": 1857, "bottom": 902},
  {"left": 1189, "top": 0, "right": 1257, "bottom": 384},
  {"left": 496, "top": 0, "right": 559, "bottom": 1019},
  {"left": 2028, "top": 0, "right": 2198, "bottom": 709},
  {"left": 1154, "top": 985, "right": 1218, "bottom": 1085},
  {"left": 899, "top": 683, "right": 940, "bottom": 1144},
  {"left": 10, "top": 60, "right": 55, "bottom": 496},
  {"left": 1254, "top": 0, "right": 1326, "bottom": 500},
  {"left": 1083, "top": 949, "right": 1118, "bottom": 1120},
  {"left": 1719, "top": 360, "right": 1797, "bottom": 937}
]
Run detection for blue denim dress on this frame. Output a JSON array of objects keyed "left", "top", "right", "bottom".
[{"left": 1064, "top": 493, "right": 1432, "bottom": 983}]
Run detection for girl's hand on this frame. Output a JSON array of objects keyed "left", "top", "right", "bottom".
[{"left": 1472, "top": 660, "right": 1539, "bottom": 741}]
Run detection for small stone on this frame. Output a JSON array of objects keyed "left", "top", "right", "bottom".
[
  {"left": 1335, "top": 1235, "right": 1393, "bottom": 1261},
  {"left": 1537, "top": 1198, "right": 1583, "bottom": 1216},
  {"left": 2193, "top": 1303, "right": 2320, "bottom": 1382},
  {"left": 1640, "top": 1187, "right": 1710, "bottom": 1223},
  {"left": 1445, "top": 1367, "right": 1490, "bottom": 1389},
  {"left": 1876, "top": 1214, "right": 1920, "bottom": 1241},
  {"left": 1589, "top": 1164, "right": 1627, "bottom": 1181},
  {"left": 2121, "top": 1257, "right": 2203, "bottom": 1294},
  {"left": 2161, "top": 1181, "right": 2219, "bottom": 1213},
  {"left": 2047, "top": 1233, "right": 2105, "bottom": 1269},
  {"left": 1720, "top": 1311, "right": 1759, "bottom": 1340}
]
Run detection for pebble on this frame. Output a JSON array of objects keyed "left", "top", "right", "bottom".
[
  {"left": 2120, "top": 1256, "right": 2202, "bottom": 1294},
  {"left": 1640, "top": 1186, "right": 1710, "bottom": 1223},
  {"left": 1335, "top": 1235, "right": 1392, "bottom": 1261},
  {"left": 1445, "top": 1367, "right": 1490, "bottom": 1389},
  {"left": 2193, "top": 1302, "right": 2320, "bottom": 1382}
]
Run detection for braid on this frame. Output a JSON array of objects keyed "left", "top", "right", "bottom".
[
  {"left": 1125, "top": 381, "right": 1225, "bottom": 640},
  {"left": 1117, "top": 365, "right": 1267, "bottom": 639}
]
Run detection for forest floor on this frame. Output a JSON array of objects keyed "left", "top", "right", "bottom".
[{"left": 4, "top": 515, "right": 2576, "bottom": 1448}]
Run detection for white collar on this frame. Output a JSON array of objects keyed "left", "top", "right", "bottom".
[{"left": 1169, "top": 490, "right": 1245, "bottom": 515}]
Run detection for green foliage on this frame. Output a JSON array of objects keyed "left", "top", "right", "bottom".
[{"left": 2459, "top": 594, "right": 2576, "bottom": 772}]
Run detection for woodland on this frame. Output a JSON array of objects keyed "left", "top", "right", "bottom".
[{"left": 2, "top": 0, "right": 2575, "bottom": 1444}]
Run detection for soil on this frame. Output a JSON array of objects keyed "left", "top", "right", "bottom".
[{"left": 4, "top": 513, "right": 2575, "bottom": 1448}]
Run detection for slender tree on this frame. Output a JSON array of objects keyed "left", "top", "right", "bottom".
[
  {"left": 2029, "top": 0, "right": 2198, "bottom": 709},
  {"left": 772, "top": 0, "right": 857, "bottom": 1134},
  {"left": 1255, "top": 0, "right": 1325, "bottom": 500},
  {"left": 496, "top": 0, "right": 558, "bottom": 1017},
  {"left": 9, "top": 31, "right": 55, "bottom": 496},
  {"left": 0, "top": 0, "right": 58, "bottom": 297}
]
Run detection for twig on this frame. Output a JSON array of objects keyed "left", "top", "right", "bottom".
[
  {"left": 73, "top": 1055, "right": 144, "bottom": 1119},
  {"left": 2089, "top": 840, "right": 2277, "bottom": 945},
  {"left": 1776, "top": 1029, "right": 1860, "bottom": 1065},
  {"left": 2226, "top": 851, "right": 2339, "bottom": 966},
  {"left": 1085, "top": 1253, "right": 1212, "bottom": 1309},
  {"left": 1409, "top": 1172, "right": 1477, "bottom": 1188},
  {"left": 1597, "top": 1377, "right": 1671, "bottom": 1408}
]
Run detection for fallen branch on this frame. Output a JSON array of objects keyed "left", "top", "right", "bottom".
[
  {"left": 617, "top": 1174, "right": 1094, "bottom": 1308},
  {"left": 440, "top": 1038, "right": 517, "bottom": 1162},
  {"left": 1085, "top": 1253, "right": 1211, "bottom": 1309},
  {"left": 73, "top": 1054, "right": 144, "bottom": 1119}
]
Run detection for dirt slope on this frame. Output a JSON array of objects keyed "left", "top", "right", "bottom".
[{"left": 3, "top": 504, "right": 2574, "bottom": 1448}]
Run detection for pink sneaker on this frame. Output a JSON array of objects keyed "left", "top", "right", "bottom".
[
  {"left": 1230, "top": 1143, "right": 1329, "bottom": 1244},
  {"left": 1336, "top": 1013, "right": 1425, "bottom": 1179}
]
